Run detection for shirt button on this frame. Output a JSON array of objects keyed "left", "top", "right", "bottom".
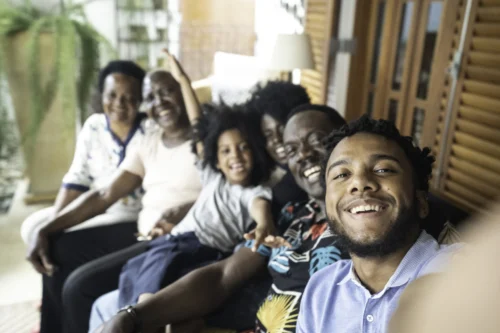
[{"left": 366, "top": 315, "right": 374, "bottom": 322}]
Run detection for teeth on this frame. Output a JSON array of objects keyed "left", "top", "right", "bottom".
[
  {"left": 159, "top": 110, "right": 171, "bottom": 117},
  {"left": 349, "top": 205, "right": 383, "bottom": 214},
  {"left": 230, "top": 163, "right": 244, "bottom": 171},
  {"left": 303, "top": 166, "right": 321, "bottom": 178},
  {"left": 276, "top": 146, "right": 285, "bottom": 154}
]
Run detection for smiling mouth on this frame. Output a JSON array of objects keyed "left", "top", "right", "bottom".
[
  {"left": 275, "top": 146, "right": 286, "bottom": 158},
  {"left": 303, "top": 165, "right": 321, "bottom": 182},
  {"left": 348, "top": 204, "right": 387, "bottom": 214},
  {"left": 229, "top": 162, "right": 246, "bottom": 173}
]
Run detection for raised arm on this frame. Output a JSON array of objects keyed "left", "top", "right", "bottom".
[
  {"left": 163, "top": 50, "right": 204, "bottom": 156},
  {"left": 98, "top": 248, "right": 267, "bottom": 333}
]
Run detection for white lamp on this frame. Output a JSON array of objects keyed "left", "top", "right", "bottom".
[{"left": 269, "top": 33, "right": 315, "bottom": 79}]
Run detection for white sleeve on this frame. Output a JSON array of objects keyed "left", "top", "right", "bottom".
[
  {"left": 241, "top": 185, "right": 272, "bottom": 212},
  {"left": 61, "top": 119, "right": 93, "bottom": 191}
]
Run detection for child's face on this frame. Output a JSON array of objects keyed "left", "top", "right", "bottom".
[{"left": 216, "top": 129, "right": 254, "bottom": 185}]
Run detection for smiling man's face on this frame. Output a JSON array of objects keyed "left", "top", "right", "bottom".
[
  {"left": 324, "top": 132, "right": 422, "bottom": 257},
  {"left": 283, "top": 110, "right": 339, "bottom": 199}
]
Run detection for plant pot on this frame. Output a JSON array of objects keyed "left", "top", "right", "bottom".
[{"left": 4, "top": 32, "right": 76, "bottom": 204}]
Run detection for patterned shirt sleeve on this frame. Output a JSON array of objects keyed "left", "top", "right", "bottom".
[{"left": 61, "top": 119, "right": 93, "bottom": 191}]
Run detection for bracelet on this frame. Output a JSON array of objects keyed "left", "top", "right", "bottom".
[{"left": 117, "top": 305, "right": 142, "bottom": 332}]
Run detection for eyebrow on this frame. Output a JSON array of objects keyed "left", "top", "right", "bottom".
[
  {"left": 371, "top": 154, "right": 401, "bottom": 165},
  {"left": 326, "top": 154, "right": 402, "bottom": 175}
]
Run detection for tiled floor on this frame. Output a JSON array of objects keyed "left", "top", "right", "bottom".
[{"left": 0, "top": 179, "right": 48, "bottom": 306}]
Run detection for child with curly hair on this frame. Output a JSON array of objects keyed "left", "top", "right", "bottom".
[{"left": 116, "top": 52, "right": 286, "bottom": 308}]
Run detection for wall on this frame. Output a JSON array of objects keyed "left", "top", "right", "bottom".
[{"left": 179, "top": 0, "right": 256, "bottom": 80}]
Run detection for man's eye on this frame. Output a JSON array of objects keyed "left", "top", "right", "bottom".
[
  {"left": 285, "top": 147, "right": 297, "bottom": 157},
  {"left": 375, "top": 169, "right": 395, "bottom": 174},
  {"left": 333, "top": 173, "right": 348, "bottom": 180}
]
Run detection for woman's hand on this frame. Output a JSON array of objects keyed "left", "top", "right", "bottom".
[
  {"left": 162, "top": 49, "right": 186, "bottom": 82},
  {"left": 26, "top": 228, "right": 56, "bottom": 276},
  {"left": 148, "top": 218, "right": 175, "bottom": 239}
]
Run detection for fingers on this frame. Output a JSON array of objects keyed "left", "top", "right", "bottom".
[
  {"left": 40, "top": 251, "right": 55, "bottom": 276},
  {"left": 262, "top": 236, "right": 292, "bottom": 249},
  {"left": 243, "top": 229, "right": 256, "bottom": 240},
  {"left": 252, "top": 230, "right": 267, "bottom": 252},
  {"left": 149, "top": 228, "right": 164, "bottom": 239},
  {"left": 27, "top": 253, "right": 47, "bottom": 275}
]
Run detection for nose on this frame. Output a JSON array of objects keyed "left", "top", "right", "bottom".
[
  {"left": 154, "top": 93, "right": 162, "bottom": 105},
  {"left": 297, "top": 143, "right": 315, "bottom": 165},
  {"left": 347, "top": 170, "right": 380, "bottom": 195}
]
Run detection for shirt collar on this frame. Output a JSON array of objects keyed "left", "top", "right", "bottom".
[
  {"left": 336, "top": 230, "right": 439, "bottom": 290},
  {"left": 304, "top": 199, "right": 327, "bottom": 223}
]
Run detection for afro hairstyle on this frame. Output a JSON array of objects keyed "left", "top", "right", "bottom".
[
  {"left": 247, "top": 80, "right": 311, "bottom": 123},
  {"left": 193, "top": 102, "right": 274, "bottom": 186},
  {"left": 321, "top": 115, "right": 435, "bottom": 192}
]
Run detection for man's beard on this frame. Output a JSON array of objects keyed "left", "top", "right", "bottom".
[{"left": 328, "top": 200, "right": 420, "bottom": 258}]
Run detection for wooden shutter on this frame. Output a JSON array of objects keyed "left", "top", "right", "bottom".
[
  {"left": 300, "top": 0, "right": 336, "bottom": 104},
  {"left": 424, "top": 0, "right": 500, "bottom": 211}
]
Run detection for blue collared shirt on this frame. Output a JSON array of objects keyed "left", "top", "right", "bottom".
[{"left": 297, "top": 230, "right": 462, "bottom": 333}]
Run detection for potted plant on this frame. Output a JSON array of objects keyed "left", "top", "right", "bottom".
[{"left": 0, "top": 0, "right": 115, "bottom": 202}]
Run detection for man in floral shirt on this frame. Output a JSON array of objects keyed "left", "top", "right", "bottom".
[{"left": 94, "top": 106, "right": 347, "bottom": 333}]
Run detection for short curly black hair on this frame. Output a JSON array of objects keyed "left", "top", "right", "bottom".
[
  {"left": 247, "top": 81, "right": 311, "bottom": 123},
  {"left": 193, "top": 103, "right": 274, "bottom": 186},
  {"left": 98, "top": 60, "right": 146, "bottom": 97},
  {"left": 321, "top": 115, "right": 435, "bottom": 192},
  {"left": 287, "top": 104, "right": 346, "bottom": 128}
]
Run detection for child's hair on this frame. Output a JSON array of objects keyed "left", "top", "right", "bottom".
[{"left": 193, "top": 103, "right": 274, "bottom": 186}]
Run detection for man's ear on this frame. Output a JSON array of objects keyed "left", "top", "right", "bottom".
[{"left": 416, "top": 191, "right": 429, "bottom": 219}]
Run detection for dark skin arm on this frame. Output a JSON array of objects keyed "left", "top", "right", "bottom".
[
  {"left": 27, "top": 170, "right": 142, "bottom": 275},
  {"left": 96, "top": 248, "right": 266, "bottom": 333},
  {"left": 51, "top": 187, "right": 84, "bottom": 218},
  {"left": 147, "top": 201, "right": 196, "bottom": 239}
]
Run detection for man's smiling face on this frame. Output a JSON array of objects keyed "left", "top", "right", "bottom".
[
  {"left": 283, "top": 110, "right": 340, "bottom": 199},
  {"left": 324, "top": 132, "right": 422, "bottom": 257}
]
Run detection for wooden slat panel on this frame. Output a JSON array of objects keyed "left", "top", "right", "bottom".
[
  {"left": 479, "top": 0, "right": 500, "bottom": 6},
  {"left": 449, "top": 156, "right": 500, "bottom": 187},
  {"left": 454, "top": 131, "right": 500, "bottom": 159},
  {"left": 468, "top": 51, "right": 500, "bottom": 67},
  {"left": 474, "top": 23, "right": 500, "bottom": 37},
  {"left": 455, "top": 118, "right": 500, "bottom": 144},
  {"left": 476, "top": 7, "right": 500, "bottom": 22},
  {"left": 461, "top": 92, "right": 500, "bottom": 113},
  {"left": 441, "top": 190, "right": 477, "bottom": 212},
  {"left": 471, "top": 37, "right": 500, "bottom": 52},
  {"left": 448, "top": 168, "right": 500, "bottom": 197},
  {"left": 466, "top": 65, "right": 500, "bottom": 84},
  {"left": 459, "top": 105, "right": 500, "bottom": 127},
  {"left": 300, "top": 75, "right": 322, "bottom": 90},
  {"left": 452, "top": 144, "right": 500, "bottom": 172},
  {"left": 463, "top": 80, "right": 500, "bottom": 99},
  {"left": 444, "top": 182, "right": 487, "bottom": 207},
  {"left": 307, "top": 13, "right": 326, "bottom": 24}
]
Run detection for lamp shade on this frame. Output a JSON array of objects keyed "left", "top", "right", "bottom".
[{"left": 269, "top": 33, "right": 315, "bottom": 71}]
